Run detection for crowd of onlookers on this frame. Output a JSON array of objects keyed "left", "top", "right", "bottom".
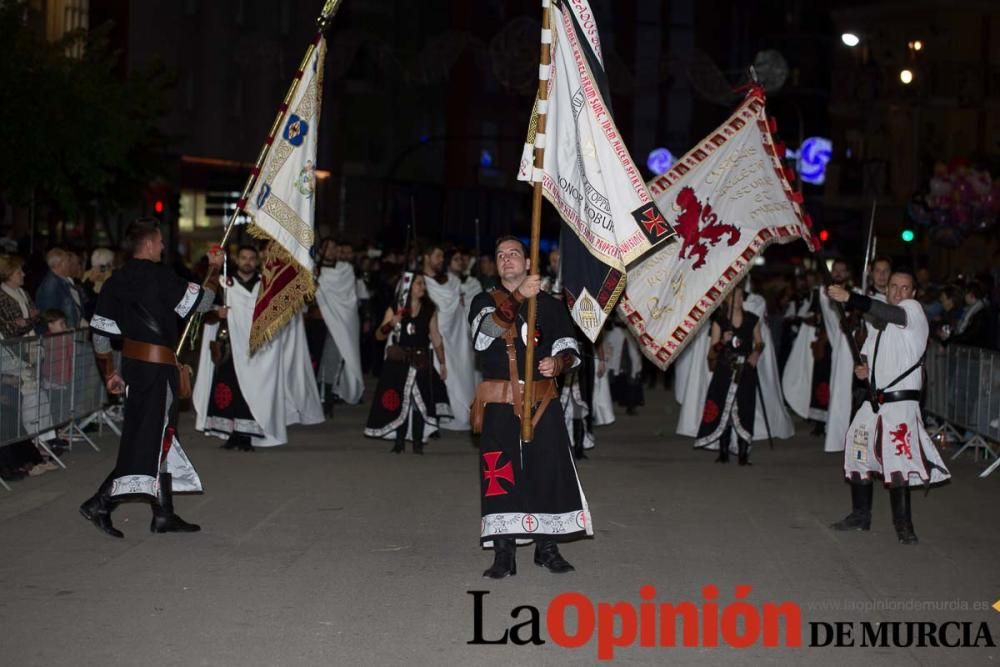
[{"left": 0, "top": 247, "right": 114, "bottom": 482}]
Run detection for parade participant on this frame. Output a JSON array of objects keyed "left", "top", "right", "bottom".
[
  {"left": 828, "top": 271, "right": 950, "bottom": 544},
  {"left": 447, "top": 249, "right": 483, "bottom": 319},
  {"left": 469, "top": 237, "right": 592, "bottom": 578},
  {"left": 675, "top": 325, "right": 712, "bottom": 438},
  {"left": 604, "top": 313, "right": 643, "bottom": 415},
  {"left": 694, "top": 285, "right": 763, "bottom": 465},
  {"left": 81, "top": 218, "right": 221, "bottom": 538},
  {"left": 315, "top": 240, "right": 365, "bottom": 407},
  {"left": 819, "top": 259, "right": 856, "bottom": 453},
  {"left": 743, "top": 288, "right": 795, "bottom": 440},
  {"left": 782, "top": 270, "right": 831, "bottom": 434},
  {"left": 422, "top": 244, "right": 476, "bottom": 431},
  {"left": 364, "top": 273, "right": 450, "bottom": 453},
  {"left": 192, "top": 245, "right": 323, "bottom": 450},
  {"left": 868, "top": 257, "right": 891, "bottom": 299}
]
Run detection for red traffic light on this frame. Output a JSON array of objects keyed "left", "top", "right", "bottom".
[
  {"left": 154, "top": 200, "right": 164, "bottom": 214},
  {"left": 818, "top": 229, "right": 830, "bottom": 242}
]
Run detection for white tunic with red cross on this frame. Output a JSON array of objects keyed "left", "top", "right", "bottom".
[{"left": 843, "top": 299, "right": 951, "bottom": 487}]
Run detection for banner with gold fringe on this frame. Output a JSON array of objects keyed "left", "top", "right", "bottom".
[{"left": 244, "top": 35, "right": 326, "bottom": 353}]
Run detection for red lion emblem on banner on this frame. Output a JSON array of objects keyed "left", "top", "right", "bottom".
[{"left": 673, "top": 186, "right": 741, "bottom": 269}]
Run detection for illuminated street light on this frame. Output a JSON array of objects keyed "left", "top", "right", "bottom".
[
  {"left": 841, "top": 32, "right": 860, "bottom": 47},
  {"left": 909, "top": 40, "right": 923, "bottom": 51},
  {"left": 899, "top": 69, "right": 914, "bottom": 84}
]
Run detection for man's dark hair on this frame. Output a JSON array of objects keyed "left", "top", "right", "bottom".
[
  {"left": 494, "top": 236, "right": 527, "bottom": 255},
  {"left": 872, "top": 256, "right": 892, "bottom": 269},
  {"left": 236, "top": 244, "right": 258, "bottom": 256},
  {"left": 423, "top": 242, "right": 444, "bottom": 256},
  {"left": 831, "top": 257, "right": 850, "bottom": 269},
  {"left": 891, "top": 266, "right": 917, "bottom": 284},
  {"left": 123, "top": 218, "right": 161, "bottom": 256}
]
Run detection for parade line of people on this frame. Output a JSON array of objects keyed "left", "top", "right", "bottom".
[{"left": 67, "top": 219, "right": 970, "bottom": 574}]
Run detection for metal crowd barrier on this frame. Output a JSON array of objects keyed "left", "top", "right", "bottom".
[
  {"left": 923, "top": 340, "right": 1000, "bottom": 478},
  {"left": 0, "top": 328, "right": 118, "bottom": 491}
]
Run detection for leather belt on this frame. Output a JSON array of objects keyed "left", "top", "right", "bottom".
[
  {"left": 875, "top": 389, "right": 921, "bottom": 405},
  {"left": 471, "top": 378, "right": 557, "bottom": 434},
  {"left": 122, "top": 338, "right": 178, "bottom": 366}
]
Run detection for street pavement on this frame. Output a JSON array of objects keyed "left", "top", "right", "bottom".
[{"left": 1, "top": 385, "right": 998, "bottom": 666}]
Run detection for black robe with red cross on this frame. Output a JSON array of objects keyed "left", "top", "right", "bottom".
[{"left": 469, "top": 289, "right": 593, "bottom": 547}]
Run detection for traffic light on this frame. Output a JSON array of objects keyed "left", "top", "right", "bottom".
[
  {"left": 901, "top": 228, "right": 915, "bottom": 243},
  {"left": 818, "top": 229, "right": 830, "bottom": 243},
  {"left": 154, "top": 200, "right": 165, "bottom": 215}
]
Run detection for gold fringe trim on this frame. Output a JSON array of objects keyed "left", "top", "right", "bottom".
[{"left": 247, "top": 224, "right": 315, "bottom": 354}]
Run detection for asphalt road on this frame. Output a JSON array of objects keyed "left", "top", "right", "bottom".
[{"left": 1, "top": 385, "right": 998, "bottom": 666}]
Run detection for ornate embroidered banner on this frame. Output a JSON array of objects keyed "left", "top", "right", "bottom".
[
  {"left": 516, "top": 0, "right": 673, "bottom": 342},
  {"left": 618, "top": 87, "right": 818, "bottom": 369},
  {"left": 245, "top": 36, "right": 326, "bottom": 352}
]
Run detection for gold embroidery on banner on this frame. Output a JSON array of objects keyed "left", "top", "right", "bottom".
[{"left": 262, "top": 195, "right": 315, "bottom": 248}]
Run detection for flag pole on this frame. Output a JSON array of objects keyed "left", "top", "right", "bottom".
[
  {"left": 174, "top": 0, "right": 344, "bottom": 356},
  {"left": 521, "top": 0, "right": 553, "bottom": 443}
]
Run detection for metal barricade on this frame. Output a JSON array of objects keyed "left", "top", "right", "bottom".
[
  {"left": 0, "top": 328, "right": 113, "bottom": 491},
  {"left": 923, "top": 340, "right": 1000, "bottom": 478}
]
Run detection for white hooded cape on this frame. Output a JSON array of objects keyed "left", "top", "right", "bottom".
[
  {"left": 423, "top": 273, "right": 476, "bottom": 431},
  {"left": 315, "top": 263, "right": 365, "bottom": 404},
  {"left": 193, "top": 280, "right": 324, "bottom": 447}
]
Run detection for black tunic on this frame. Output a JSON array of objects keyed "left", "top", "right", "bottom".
[
  {"left": 469, "top": 288, "right": 592, "bottom": 545},
  {"left": 695, "top": 309, "right": 759, "bottom": 450},
  {"left": 90, "top": 259, "right": 204, "bottom": 498},
  {"left": 364, "top": 303, "right": 450, "bottom": 441}
]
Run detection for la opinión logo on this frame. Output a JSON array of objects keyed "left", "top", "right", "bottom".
[
  {"left": 467, "top": 586, "right": 996, "bottom": 660},
  {"left": 469, "top": 585, "right": 802, "bottom": 660}
]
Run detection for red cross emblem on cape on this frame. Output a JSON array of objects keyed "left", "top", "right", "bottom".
[{"left": 482, "top": 451, "right": 515, "bottom": 497}]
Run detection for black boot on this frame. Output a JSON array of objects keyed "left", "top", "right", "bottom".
[
  {"left": 483, "top": 538, "right": 517, "bottom": 579},
  {"left": 150, "top": 473, "right": 201, "bottom": 533},
  {"left": 831, "top": 481, "right": 873, "bottom": 531},
  {"left": 737, "top": 439, "right": 751, "bottom": 466},
  {"left": 573, "top": 419, "right": 588, "bottom": 460},
  {"left": 534, "top": 540, "right": 575, "bottom": 573},
  {"left": 390, "top": 428, "right": 405, "bottom": 454},
  {"left": 889, "top": 486, "right": 919, "bottom": 545},
  {"left": 221, "top": 433, "right": 238, "bottom": 450},
  {"left": 322, "top": 384, "right": 335, "bottom": 419},
  {"left": 79, "top": 482, "right": 124, "bottom": 539},
  {"left": 411, "top": 409, "right": 425, "bottom": 455},
  {"left": 235, "top": 434, "right": 254, "bottom": 452}
]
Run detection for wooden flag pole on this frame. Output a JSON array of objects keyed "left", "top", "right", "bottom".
[
  {"left": 521, "top": 0, "right": 553, "bottom": 442},
  {"left": 174, "top": 0, "right": 344, "bottom": 356}
]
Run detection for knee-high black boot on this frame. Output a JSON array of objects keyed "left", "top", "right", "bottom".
[
  {"left": 889, "top": 486, "right": 918, "bottom": 544},
  {"left": 831, "top": 481, "right": 873, "bottom": 531},
  {"left": 482, "top": 538, "right": 516, "bottom": 579},
  {"left": 79, "top": 474, "right": 123, "bottom": 538},
  {"left": 534, "top": 540, "right": 575, "bottom": 573},
  {"left": 150, "top": 473, "right": 201, "bottom": 533},
  {"left": 572, "top": 419, "right": 588, "bottom": 460}
]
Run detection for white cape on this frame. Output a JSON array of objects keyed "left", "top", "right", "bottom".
[
  {"left": 193, "top": 280, "right": 324, "bottom": 447},
  {"left": 423, "top": 273, "right": 476, "bottom": 431},
  {"left": 819, "top": 290, "right": 855, "bottom": 453},
  {"left": 676, "top": 327, "right": 712, "bottom": 437},
  {"left": 315, "top": 263, "right": 365, "bottom": 404},
  {"left": 744, "top": 294, "right": 794, "bottom": 439},
  {"left": 781, "top": 297, "right": 823, "bottom": 421}
]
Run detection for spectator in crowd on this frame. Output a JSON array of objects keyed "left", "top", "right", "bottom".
[
  {"left": 943, "top": 282, "right": 991, "bottom": 348},
  {"left": 81, "top": 248, "right": 115, "bottom": 321},
  {"left": 34, "top": 248, "right": 83, "bottom": 328},
  {"left": 0, "top": 255, "right": 40, "bottom": 338},
  {"left": 474, "top": 254, "right": 499, "bottom": 291}
]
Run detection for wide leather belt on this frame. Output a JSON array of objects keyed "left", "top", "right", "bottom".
[
  {"left": 471, "top": 378, "right": 557, "bottom": 434},
  {"left": 122, "top": 338, "right": 178, "bottom": 366},
  {"left": 875, "top": 389, "right": 921, "bottom": 405}
]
